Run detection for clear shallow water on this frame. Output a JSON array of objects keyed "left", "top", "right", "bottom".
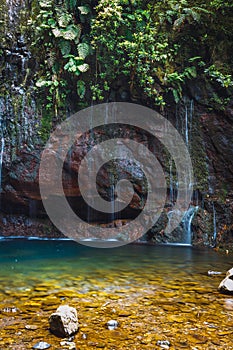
[
  {"left": 0, "top": 240, "right": 232, "bottom": 349},
  {"left": 0, "top": 240, "right": 231, "bottom": 291}
]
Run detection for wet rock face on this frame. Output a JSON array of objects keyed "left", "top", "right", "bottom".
[
  {"left": 1, "top": 103, "right": 233, "bottom": 246},
  {"left": 49, "top": 305, "right": 79, "bottom": 337}
]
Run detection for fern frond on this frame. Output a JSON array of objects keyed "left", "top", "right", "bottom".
[
  {"left": 58, "top": 40, "right": 71, "bottom": 56},
  {"left": 77, "top": 43, "right": 90, "bottom": 59}
]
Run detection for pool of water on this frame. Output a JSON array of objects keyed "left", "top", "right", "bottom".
[{"left": 0, "top": 239, "right": 232, "bottom": 349}]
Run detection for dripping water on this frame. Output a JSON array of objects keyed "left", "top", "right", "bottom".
[
  {"left": 169, "top": 159, "right": 174, "bottom": 205},
  {"left": 212, "top": 203, "right": 217, "bottom": 246},
  {"left": 0, "top": 116, "right": 5, "bottom": 192},
  {"left": 184, "top": 98, "right": 194, "bottom": 147},
  {"left": 87, "top": 103, "right": 95, "bottom": 224}
]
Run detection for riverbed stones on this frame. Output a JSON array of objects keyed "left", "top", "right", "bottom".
[
  {"left": 60, "top": 340, "right": 77, "bottom": 349},
  {"left": 49, "top": 305, "right": 78, "bottom": 337},
  {"left": 157, "top": 340, "right": 171, "bottom": 349},
  {"left": 32, "top": 342, "right": 51, "bottom": 349},
  {"left": 107, "top": 320, "right": 118, "bottom": 330},
  {"left": 218, "top": 267, "right": 233, "bottom": 294}
]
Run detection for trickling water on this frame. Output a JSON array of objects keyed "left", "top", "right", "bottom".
[
  {"left": 182, "top": 206, "right": 199, "bottom": 245},
  {"left": 0, "top": 117, "right": 4, "bottom": 192},
  {"left": 6, "top": 0, "right": 15, "bottom": 24},
  {"left": 212, "top": 203, "right": 217, "bottom": 245},
  {"left": 184, "top": 98, "right": 194, "bottom": 147},
  {"left": 87, "top": 103, "right": 95, "bottom": 224},
  {"left": 110, "top": 183, "right": 116, "bottom": 223},
  {"left": 169, "top": 159, "right": 174, "bottom": 204},
  {"left": 176, "top": 97, "right": 194, "bottom": 148}
]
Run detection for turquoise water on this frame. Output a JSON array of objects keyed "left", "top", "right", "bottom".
[{"left": 0, "top": 239, "right": 231, "bottom": 292}]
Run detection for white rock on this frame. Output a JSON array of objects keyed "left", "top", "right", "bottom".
[
  {"left": 218, "top": 267, "right": 233, "bottom": 294},
  {"left": 49, "top": 305, "right": 78, "bottom": 337},
  {"left": 33, "top": 342, "right": 51, "bottom": 349},
  {"left": 107, "top": 320, "right": 118, "bottom": 330}
]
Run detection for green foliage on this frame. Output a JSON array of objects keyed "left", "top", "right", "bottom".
[
  {"left": 204, "top": 65, "right": 233, "bottom": 88},
  {"left": 29, "top": 0, "right": 93, "bottom": 139},
  {"left": 91, "top": 0, "right": 233, "bottom": 107},
  {"left": 77, "top": 80, "right": 86, "bottom": 99},
  {"left": 27, "top": 0, "right": 233, "bottom": 116}
]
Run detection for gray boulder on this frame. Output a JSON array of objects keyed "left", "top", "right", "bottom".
[{"left": 49, "top": 305, "right": 79, "bottom": 337}]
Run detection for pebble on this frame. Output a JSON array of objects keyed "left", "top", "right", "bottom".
[
  {"left": 224, "top": 298, "right": 233, "bottom": 310},
  {"left": 25, "top": 324, "right": 38, "bottom": 330},
  {"left": 157, "top": 340, "right": 171, "bottom": 349},
  {"left": 208, "top": 270, "right": 222, "bottom": 275},
  {"left": 107, "top": 320, "right": 118, "bottom": 330},
  {"left": 60, "top": 340, "right": 76, "bottom": 349},
  {"left": 32, "top": 341, "right": 51, "bottom": 349},
  {"left": 2, "top": 306, "right": 19, "bottom": 313}
]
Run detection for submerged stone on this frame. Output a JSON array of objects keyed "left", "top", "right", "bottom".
[
  {"left": 25, "top": 324, "right": 38, "bottom": 330},
  {"left": 60, "top": 340, "right": 76, "bottom": 349},
  {"left": 107, "top": 320, "right": 118, "bottom": 330},
  {"left": 49, "top": 305, "right": 79, "bottom": 337},
  {"left": 32, "top": 342, "right": 51, "bottom": 349},
  {"left": 157, "top": 340, "right": 171, "bottom": 349},
  {"left": 208, "top": 270, "right": 222, "bottom": 276}
]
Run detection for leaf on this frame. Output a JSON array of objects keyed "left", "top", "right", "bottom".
[
  {"left": 39, "top": 0, "right": 52, "bottom": 8},
  {"left": 65, "top": 0, "right": 77, "bottom": 10},
  {"left": 58, "top": 40, "right": 71, "bottom": 56},
  {"left": 77, "top": 43, "right": 90, "bottom": 59},
  {"left": 172, "top": 89, "right": 180, "bottom": 103},
  {"left": 52, "top": 28, "right": 62, "bottom": 38},
  {"left": 77, "top": 63, "right": 89, "bottom": 73},
  {"left": 185, "top": 66, "right": 197, "bottom": 78},
  {"left": 61, "top": 24, "right": 81, "bottom": 41},
  {"left": 189, "top": 56, "right": 202, "bottom": 62},
  {"left": 36, "top": 79, "right": 52, "bottom": 87},
  {"left": 173, "top": 14, "right": 186, "bottom": 28},
  {"left": 36, "top": 79, "right": 47, "bottom": 88},
  {"left": 56, "top": 10, "right": 72, "bottom": 27},
  {"left": 77, "top": 80, "right": 86, "bottom": 98},
  {"left": 48, "top": 18, "right": 56, "bottom": 27},
  {"left": 78, "top": 6, "right": 90, "bottom": 15}
]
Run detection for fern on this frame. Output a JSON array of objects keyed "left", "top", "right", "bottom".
[
  {"left": 61, "top": 24, "right": 81, "bottom": 41},
  {"left": 52, "top": 28, "right": 62, "bottom": 38},
  {"left": 65, "top": 0, "right": 77, "bottom": 11},
  {"left": 77, "top": 43, "right": 90, "bottom": 59},
  {"left": 77, "top": 80, "right": 86, "bottom": 99},
  {"left": 56, "top": 9, "right": 72, "bottom": 28},
  {"left": 77, "top": 63, "right": 89, "bottom": 73},
  {"left": 39, "top": 0, "right": 52, "bottom": 8},
  {"left": 47, "top": 51, "right": 56, "bottom": 68},
  {"left": 78, "top": 5, "right": 90, "bottom": 15},
  {"left": 58, "top": 40, "right": 71, "bottom": 56}
]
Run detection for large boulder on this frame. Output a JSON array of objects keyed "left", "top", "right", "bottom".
[
  {"left": 218, "top": 268, "right": 233, "bottom": 294},
  {"left": 49, "top": 305, "right": 79, "bottom": 337}
]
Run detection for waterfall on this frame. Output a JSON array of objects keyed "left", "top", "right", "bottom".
[{"left": 182, "top": 206, "right": 199, "bottom": 245}]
